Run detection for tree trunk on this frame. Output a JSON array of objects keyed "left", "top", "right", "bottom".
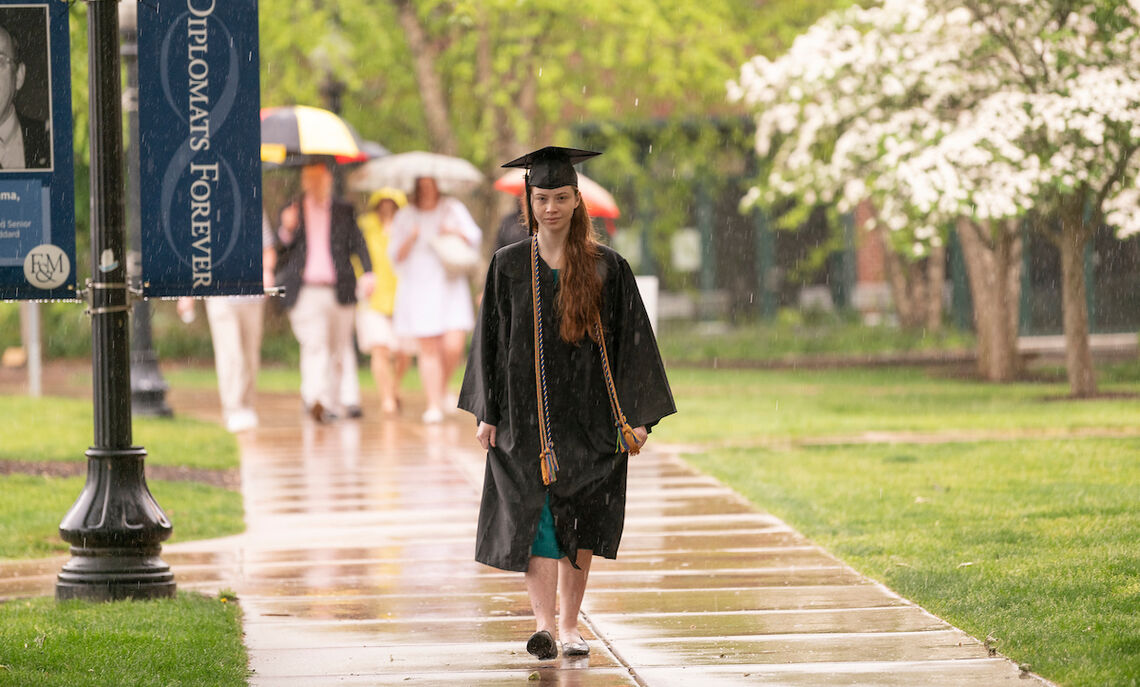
[
  {"left": 925, "top": 243, "right": 946, "bottom": 332},
  {"left": 956, "top": 217, "right": 1022, "bottom": 381},
  {"left": 1056, "top": 198, "right": 1097, "bottom": 397},
  {"left": 879, "top": 231, "right": 921, "bottom": 328},
  {"left": 393, "top": 0, "right": 458, "bottom": 155},
  {"left": 878, "top": 229, "right": 944, "bottom": 331}
]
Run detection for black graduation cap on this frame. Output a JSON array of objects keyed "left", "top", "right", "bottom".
[{"left": 502, "top": 146, "right": 601, "bottom": 189}]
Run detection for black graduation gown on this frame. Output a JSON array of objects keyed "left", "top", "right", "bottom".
[{"left": 458, "top": 240, "right": 676, "bottom": 572}]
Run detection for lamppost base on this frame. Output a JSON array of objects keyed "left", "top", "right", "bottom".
[
  {"left": 129, "top": 298, "right": 173, "bottom": 418},
  {"left": 56, "top": 447, "right": 176, "bottom": 602},
  {"left": 56, "top": 547, "right": 175, "bottom": 601},
  {"left": 130, "top": 388, "right": 174, "bottom": 418}
]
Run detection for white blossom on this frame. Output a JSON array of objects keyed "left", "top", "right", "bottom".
[{"left": 729, "top": 0, "right": 1140, "bottom": 251}]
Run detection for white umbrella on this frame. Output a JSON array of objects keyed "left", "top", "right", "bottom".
[{"left": 349, "top": 151, "right": 484, "bottom": 195}]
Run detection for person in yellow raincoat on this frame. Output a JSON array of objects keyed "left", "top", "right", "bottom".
[{"left": 353, "top": 188, "right": 416, "bottom": 415}]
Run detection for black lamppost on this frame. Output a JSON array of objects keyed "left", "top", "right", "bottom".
[
  {"left": 320, "top": 70, "right": 347, "bottom": 195},
  {"left": 56, "top": 0, "right": 176, "bottom": 602},
  {"left": 120, "top": 0, "right": 172, "bottom": 418},
  {"left": 319, "top": 71, "right": 345, "bottom": 116}
]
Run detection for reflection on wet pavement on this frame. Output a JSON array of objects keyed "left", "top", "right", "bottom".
[{"left": 3, "top": 387, "right": 1052, "bottom": 685}]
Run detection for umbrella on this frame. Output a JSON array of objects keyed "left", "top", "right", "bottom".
[
  {"left": 260, "top": 105, "right": 372, "bottom": 165},
  {"left": 349, "top": 151, "right": 485, "bottom": 195},
  {"left": 359, "top": 140, "right": 391, "bottom": 160},
  {"left": 494, "top": 168, "right": 620, "bottom": 219}
]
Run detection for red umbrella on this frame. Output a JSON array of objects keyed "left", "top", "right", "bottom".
[{"left": 494, "top": 168, "right": 621, "bottom": 228}]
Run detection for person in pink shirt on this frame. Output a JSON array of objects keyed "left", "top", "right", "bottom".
[{"left": 274, "top": 161, "right": 374, "bottom": 422}]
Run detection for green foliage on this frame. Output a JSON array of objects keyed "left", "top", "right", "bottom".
[
  {"left": 0, "top": 592, "right": 248, "bottom": 686},
  {"left": 259, "top": 0, "right": 767, "bottom": 155},
  {"left": 256, "top": 0, "right": 852, "bottom": 281},
  {"left": 578, "top": 119, "right": 758, "bottom": 283},
  {"left": 68, "top": 5, "right": 90, "bottom": 275},
  {"left": 657, "top": 312, "right": 976, "bottom": 364},
  {"left": 44, "top": 2, "right": 855, "bottom": 364},
  {"left": 0, "top": 298, "right": 299, "bottom": 367},
  {"left": 748, "top": 0, "right": 860, "bottom": 56},
  {"left": 0, "top": 302, "right": 91, "bottom": 359}
]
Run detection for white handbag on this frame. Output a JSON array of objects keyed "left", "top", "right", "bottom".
[{"left": 429, "top": 233, "right": 479, "bottom": 277}]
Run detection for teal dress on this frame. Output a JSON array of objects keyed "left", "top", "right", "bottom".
[{"left": 531, "top": 268, "right": 564, "bottom": 560}]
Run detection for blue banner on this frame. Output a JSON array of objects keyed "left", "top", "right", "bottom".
[
  {"left": 138, "top": 0, "right": 262, "bottom": 297},
  {"left": 0, "top": 1, "right": 75, "bottom": 300}
]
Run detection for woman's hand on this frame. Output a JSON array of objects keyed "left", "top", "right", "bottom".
[
  {"left": 438, "top": 223, "right": 471, "bottom": 243},
  {"left": 476, "top": 421, "right": 497, "bottom": 450},
  {"left": 633, "top": 425, "right": 648, "bottom": 449},
  {"left": 278, "top": 202, "right": 299, "bottom": 243},
  {"left": 395, "top": 225, "right": 420, "bottom": 262},
  {"left": 355, "top": 272, "right": 376, "bottom": 300}
]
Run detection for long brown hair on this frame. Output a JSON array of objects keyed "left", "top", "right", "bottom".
[{"left": 526, "top": 189, "right": 603, "bottom": 343}]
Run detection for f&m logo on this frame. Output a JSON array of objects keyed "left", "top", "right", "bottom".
[{"left": 23, "top": 243, "right": 69, "bottom": 289}]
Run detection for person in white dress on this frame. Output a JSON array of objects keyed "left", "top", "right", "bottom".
[{"left": 388, "top": 176, "right": 482, "bottom": 423}]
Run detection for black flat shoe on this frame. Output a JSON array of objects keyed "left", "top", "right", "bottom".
[
  {"left": 305, "top": 402, "right": 330, "bottom": 423},
  {"left": 561, "top": 639, "right": 589, "bottom": 657},
  {"left": 526, "top": 630, "right": 558, "bottom": 660}
]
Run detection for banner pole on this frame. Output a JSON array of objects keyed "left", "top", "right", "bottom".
[{"left": 56, "top": 0, "right": 175, "bottom": 602}]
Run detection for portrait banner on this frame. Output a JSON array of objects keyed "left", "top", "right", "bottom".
[
  {"left": 0, "top": 0, "right": 75, "bottom": 300},
  {"left": 138, "top": 0, "right": 262, "bottom": 297}
]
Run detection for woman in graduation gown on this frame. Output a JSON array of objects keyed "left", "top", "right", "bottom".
[{"left": 459, "top": 146, "right": 675, "bottom": 660}]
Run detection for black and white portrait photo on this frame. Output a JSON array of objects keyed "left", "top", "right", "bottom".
[{"left": 0, "top": 6, "right": 51, "bottom": 171}]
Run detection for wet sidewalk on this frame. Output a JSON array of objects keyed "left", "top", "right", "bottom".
[{"left": 2, "top": 386, "right": 1051, "bottom": 685}]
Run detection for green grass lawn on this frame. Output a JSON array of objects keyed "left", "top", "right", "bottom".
[
  {"left": 0, "top": 474, "right": 244, "bottom": 560},
  {"left": 652, "top": 363, "right": 1140, "bottom": 445},
  {"left": 0, "top": 391, "right": 249, "bottom": 684},
  {"left": 668, "top": 363, "right": 1140, "bottom": 687},
  {"left": 0, "top": 592, "right": 247, "bottom": 686},
  {"left": 0, "top": 395, "right": 238, "bottom": 471},
  {"left": 0, "top": 394, "right": 244, "bottom": 560}
]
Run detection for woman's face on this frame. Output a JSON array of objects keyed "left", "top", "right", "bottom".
[
  {"left": 414, "top": 177, "right": 440, "bottom": 209},
  {"left": 376, "top": 199, "right": 399, "bottom": 222},
  {"left": 530, "top": 185, "right": 580, "bottom": 234}
]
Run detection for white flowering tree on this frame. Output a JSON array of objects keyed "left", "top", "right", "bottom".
[{"left": 730, "top": 0, "right": 1140, "bottom": 396}]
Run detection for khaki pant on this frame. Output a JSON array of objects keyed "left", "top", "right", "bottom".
[
  {"left": 205, "top": 297, "right": 265, "bottom": 420},
  {"left": 287, "top": 285, "right": 355, "bottom": 413}
]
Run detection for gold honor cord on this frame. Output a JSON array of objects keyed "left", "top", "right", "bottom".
[
  {"left": 594, "top": 315, "right": 641, "bottom": 456},
  {"left": 531, "top": 236, "right": 559, "bottom": 485}
]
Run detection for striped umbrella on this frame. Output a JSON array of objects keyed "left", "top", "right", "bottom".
[{"left": 260, "top": 105, "right": 373, "bottom": 165}]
